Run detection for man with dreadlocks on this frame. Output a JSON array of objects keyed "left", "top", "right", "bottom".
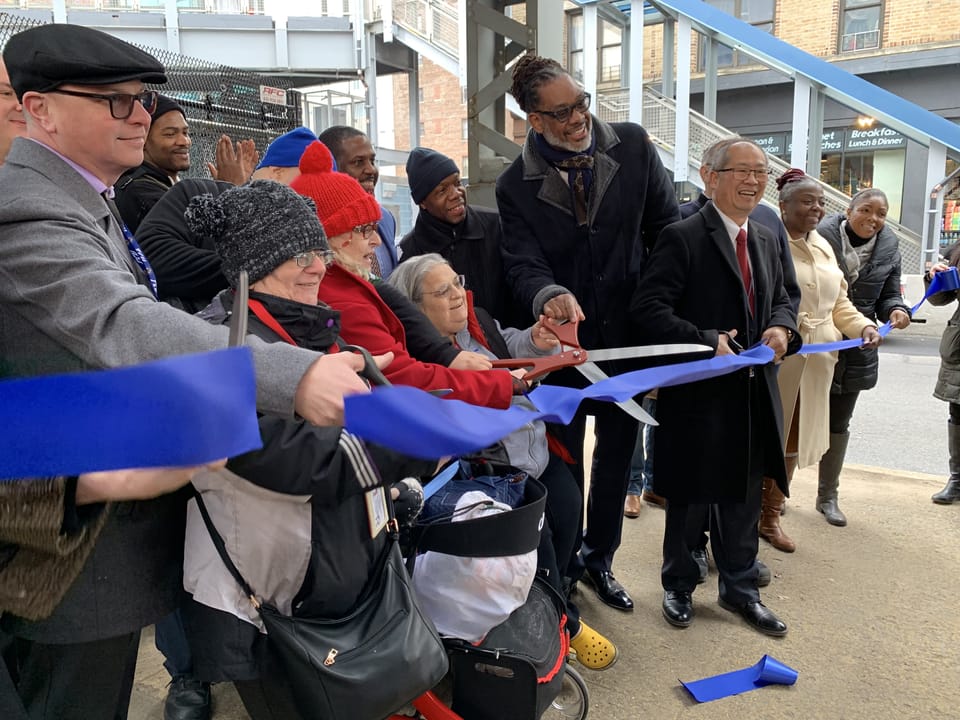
[{"left": 496, "top": 55, "right": 680, "bottom": 612}]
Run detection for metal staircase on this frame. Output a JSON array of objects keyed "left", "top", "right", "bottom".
[
  {"left": 387, "top": 0, "right": 460, "bottom": 76},
  {"left": 596, "top": 86, "right": 924, "bottom": 269}
]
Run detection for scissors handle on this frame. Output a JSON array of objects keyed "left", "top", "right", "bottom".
[
  {"left": 489, "top": 317, "right": 586, "bottom": 381},
  {"left": 339, "top": 344, "right": 392, "bottom": 387}
]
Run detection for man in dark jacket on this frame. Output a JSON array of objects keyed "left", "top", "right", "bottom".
[
  {"left": 114, "top": 93, "right": 190, "bottom": 233},
  {"left": 678, "top": 137, "right": 800, "bottom": 585},
  {"left": 318, "top": 125, "right": 399, "bottom": 278},
  {"left": 497, "top": 55, "right": 680, "bottom": 611},
  {"left": 632, "top": 138, "right": 800, "bottom": 637},
  {"left": 400, "top": 147, "right": 524, "bottom": 328}
]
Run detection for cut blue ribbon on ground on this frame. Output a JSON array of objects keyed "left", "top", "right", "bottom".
[
  {"left": 346, "top": 268, "right": 960, "bottom": 459},
  {"left": 681, "top": 654, "right": 798, "bottom": 703},
  {"left": 0, "top": 347, "right": 262, "bottom": 480}
]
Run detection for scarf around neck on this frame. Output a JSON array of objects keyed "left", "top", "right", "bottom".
[{"left": 534, "top": 130, "right": 596, "bottom": 226}]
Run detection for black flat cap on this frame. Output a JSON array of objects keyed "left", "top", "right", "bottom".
[{"left": 4, "top": 24, "right": 166, "bottom": 99}]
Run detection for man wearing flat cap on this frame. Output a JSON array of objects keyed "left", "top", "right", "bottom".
[
  {"left": 114, "top": 93, "right": 191, "bottom": 233},
  {"left": 399, "top": 147, "right": 524, "bottom": 329},
  {"left": 0, "top": 23, "right": 386, "bottom": 720}
]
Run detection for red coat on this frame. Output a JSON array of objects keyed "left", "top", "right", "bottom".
[{"left": 318, "top": 264, "right": 513, "bottom": 408}]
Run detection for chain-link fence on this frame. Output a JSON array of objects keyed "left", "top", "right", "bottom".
[{"left": 0, "top": 11, "right": 302, "bottom": 176}]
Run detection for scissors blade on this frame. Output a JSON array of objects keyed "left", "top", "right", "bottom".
[
  {"left": 586, "top": 343, "right": 713, "bottom": 362},
  {"left": 228, "top": 270, "right": 249, "bottom": 348},
  {"left": 575, "top": 361, "right": 658, "bottom": 426}
]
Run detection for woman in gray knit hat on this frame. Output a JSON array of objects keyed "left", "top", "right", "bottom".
[{"left": 179, "top": 179, "right": 435, "bottom": 720}]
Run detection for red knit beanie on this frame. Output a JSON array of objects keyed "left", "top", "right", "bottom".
[{"left": 291, "top": 141, "right": 381, "bottom": 237}]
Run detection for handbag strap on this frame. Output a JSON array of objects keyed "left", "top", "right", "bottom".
[
  {"left": 193, "top": 487, "right": 403, "bottom": 611},
  {"left": 193, "top": 492, "right": 262, "bottom": 609}
]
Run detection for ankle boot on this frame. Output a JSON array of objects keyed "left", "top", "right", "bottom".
[
  {"left": 759, "top": 477, "right": 796, "bottom": 553},
  {"left": 816, "top": 432, "right": 848, "bottom": 526},
  {"left": 933, "top": 421, "right": 960, "bottom": 504}
]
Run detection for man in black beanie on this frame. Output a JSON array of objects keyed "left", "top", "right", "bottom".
[
  {"left": 399, "top": 147, "right": 524, "bottom": 328},
  {"left": 115, "top": 93, "right": 191, "bottom": 233}
]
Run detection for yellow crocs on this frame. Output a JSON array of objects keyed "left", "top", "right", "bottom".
[{"left": 569, "top": 620, "right": 618, "bottom": 671}]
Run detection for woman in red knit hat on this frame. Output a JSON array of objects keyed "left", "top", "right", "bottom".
[{"left": 291, "top": 140, "right": 521, "bottom": 408}]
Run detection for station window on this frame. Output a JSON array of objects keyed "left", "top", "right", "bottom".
[
  {"left": 839, "top": 0, "right": 883, "bottom": 53},
  {"left": 700, "top": 0, "right": 775, "bottom": 69}
]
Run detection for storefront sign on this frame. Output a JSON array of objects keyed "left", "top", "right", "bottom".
[
  {"left": 785, "top": 129, "right": 845, "bottom": 155},
  {"left": 845, "top": 125, "right": 906, "bottom": 151},
  {"left": 749, "top": 133, "right": 786, "bottom": 156}
]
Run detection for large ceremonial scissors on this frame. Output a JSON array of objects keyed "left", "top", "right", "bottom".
[{"left": 491, "top": 319, "right": 711, "bottom": 425}]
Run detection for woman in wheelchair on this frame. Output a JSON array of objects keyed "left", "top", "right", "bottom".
[{"left": 389, "top": 253, "right": 618, "bottom": 671}]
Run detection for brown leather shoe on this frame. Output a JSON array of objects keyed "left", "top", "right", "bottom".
[
  {"left": 623, "top": 494, "right": 642, "bottom": 518},
  {"left": 642, "top": 490, "right": 666, "bottom": 508}
]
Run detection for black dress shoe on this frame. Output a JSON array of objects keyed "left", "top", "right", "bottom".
[
  {"left": 584, "top": 569, "right": 634, "bottom": 611},
  {"left": 718, "top": 597, "right": 787, "bottom": 637},
  {"left": 692, "top": 548, "right": 709, "bottom": 584},
  {"left": 164, "top": 676, "right": 211, "bottom": 720},
  {"left": 662, "top": 590, "right": 694, "bottom": 627}
]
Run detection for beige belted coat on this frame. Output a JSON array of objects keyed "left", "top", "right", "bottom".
[{"left": 777, "top": 229, "right": 875, "bottom": 468}]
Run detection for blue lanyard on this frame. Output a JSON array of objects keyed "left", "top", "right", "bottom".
[{"left": 103, "top": 193, "right": 159, "bottom": 298}]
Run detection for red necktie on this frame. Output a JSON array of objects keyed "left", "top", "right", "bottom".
[{"left": 735, "top": 228, "right": 755, "bottom": 316}]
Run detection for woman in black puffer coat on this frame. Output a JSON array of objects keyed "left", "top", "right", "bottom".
[{"left": 815, "top": 189, "right": 911, "bottom": 526}]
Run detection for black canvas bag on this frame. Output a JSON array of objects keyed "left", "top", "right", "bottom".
[{"left": 195, "top": 494, "right": 448, "bottom": 720}]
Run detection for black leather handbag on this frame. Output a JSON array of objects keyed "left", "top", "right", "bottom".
[{"left": 195, "top": 494, "right": 448, "bottom": 720}]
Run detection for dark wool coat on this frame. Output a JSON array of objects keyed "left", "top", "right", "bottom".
[
  {"left": 926, "top": 243, "right": 960, "bottom": 403},
  {"left": 400, "top": 204, "right": 526, "bottom": 329},
  {"left": 496, "top": 118, "right": 680, "bottom": 351},
  {"left": 630, "top": 203, "right": 800, "bottom": 503},
  {"left": 817, "top": 213, "right": 911, "bottom": 394}
]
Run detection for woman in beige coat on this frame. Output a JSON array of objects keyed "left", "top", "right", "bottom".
[{"left": 759, "top": 170, "right": 881, "bottom": 553}]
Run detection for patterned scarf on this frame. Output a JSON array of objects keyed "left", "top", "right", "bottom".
[{"left": 534, "top": 131, "right": 596, "bottom": 226}]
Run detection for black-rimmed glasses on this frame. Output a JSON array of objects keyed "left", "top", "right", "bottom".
[
  {"left": 533, "top": 92, "right": 591, "bottom": 123},
  {"left": 714, "top": 167, "right": 772, "bottom": 181},
  {"left": 294, "top": 249, "right": 336, "bottom": 268},
  {"left": 423, "top": 274, "right": 466, "bottom": 300},
  {"left": 48, "top": 89, "right": 159, "bottom": 120},
  {"left": 353, "top": 223, "right": 379, "bottom": 238}
]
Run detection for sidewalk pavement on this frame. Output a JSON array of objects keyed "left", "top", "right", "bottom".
[{"left": 130, "top": 463, "right": 960, "bottom": 720}]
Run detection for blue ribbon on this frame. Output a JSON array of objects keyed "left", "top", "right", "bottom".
[
  {"left": 345, "top": 269, "right": 960, "bottom": 459},
  {"left": 0, "top": 348, "right": 262, "bottom": 480},
  {"left": 681, "top": 654, "right": 798, "bottom": 703}
]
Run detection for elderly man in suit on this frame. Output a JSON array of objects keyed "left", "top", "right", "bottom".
[
  {"left": 0, "top": 24, "right": 384, "bottom": 720},
  {"left": 631, "top": 138, "right": 800, "bottom": 637}
]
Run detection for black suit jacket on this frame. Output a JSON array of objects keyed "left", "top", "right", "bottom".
[{"left": 631, "top": 203, "right": 800, "bottom": 503}]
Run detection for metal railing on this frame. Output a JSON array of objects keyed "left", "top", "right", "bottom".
[
  {"left": 598, "top": 85, "right": 922, "bottom": 269},
  {"left": 391, "top": 0, "right": 458, "bottom": 58}
]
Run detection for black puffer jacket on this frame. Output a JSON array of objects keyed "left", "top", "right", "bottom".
[{"left": 817, "top": 213, "right": 911, "bottom": 393}]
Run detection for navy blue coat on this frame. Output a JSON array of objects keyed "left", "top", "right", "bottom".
[{"left": 496, "top": 119, "right": 679, "bottom": 351}]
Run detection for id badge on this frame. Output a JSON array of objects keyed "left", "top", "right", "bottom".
[{"left": 365, "top": 487, "right": 389, "bottom": 538}]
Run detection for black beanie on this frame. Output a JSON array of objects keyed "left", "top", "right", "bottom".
[
  {"left": 152, "top": 94, "right": 184, "bottom": 122},
  {"left": 185, "top": 180, "right": 328, "bottom": 288},
  {"left": 406, "top": 147, "right": 459, "bottom": 205}
]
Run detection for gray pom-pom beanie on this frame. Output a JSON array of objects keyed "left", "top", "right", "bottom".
[{"left": 185, "top": 179, "right": 328, "bottom": 288}]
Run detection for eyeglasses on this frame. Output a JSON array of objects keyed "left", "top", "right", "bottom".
[
  {"left": 48, "top": 89, "right": 159, "bottom": 120},
  {"left": 423, "top": 274, "right": 466, "bottom": 300},
  {"left": 294, "top": 249, "right": 336, "bottom": 268},
  {"left": 533, "top": 92, "right": 591, "bottom": 123},
  {"left": 353, "top": 223, "right": 379, "bottom": 238},
  {"left": 714, "top": 167, "right": 772, "bottom": 181}
]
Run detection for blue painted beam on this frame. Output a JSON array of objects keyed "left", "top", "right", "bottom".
[{"left": 651, "top": 0, "right": 960, "bottom": 152}]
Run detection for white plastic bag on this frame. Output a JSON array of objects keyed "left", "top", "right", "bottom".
[{"left": 412, "top": 491, "right": 537, "bottom": 642}]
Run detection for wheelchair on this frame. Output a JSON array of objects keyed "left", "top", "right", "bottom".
[{"left": 390, "top": 477, "right": 590, "bottom": 720}]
